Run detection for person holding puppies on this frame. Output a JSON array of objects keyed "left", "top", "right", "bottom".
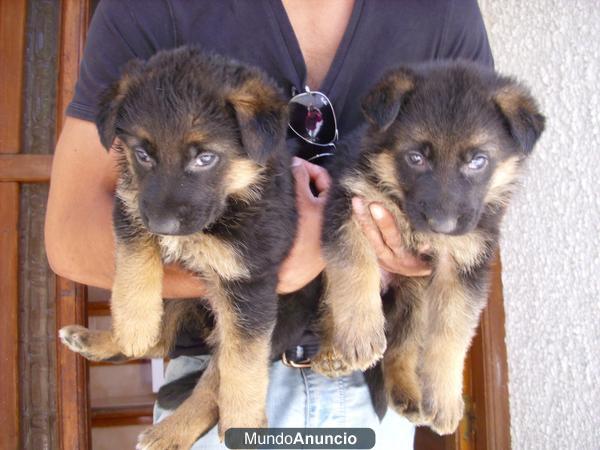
[{"left": 46, "top": 1, "right": 493, "bottom": 448}]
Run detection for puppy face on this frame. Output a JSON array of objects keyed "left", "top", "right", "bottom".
[
  {"left": 96, "top": 47, "right": 287, "bottom": 235},
  {"left": 362, "top": 62, "right": 545, "bottom": 235}
]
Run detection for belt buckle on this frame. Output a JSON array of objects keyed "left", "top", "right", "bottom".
[{"left": 281, "top": 351, "right": 312, "bottom": 369}]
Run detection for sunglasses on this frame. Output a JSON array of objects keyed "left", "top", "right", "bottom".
[{"left": 288, "top": 86, "right": 338, "bottom": 164}]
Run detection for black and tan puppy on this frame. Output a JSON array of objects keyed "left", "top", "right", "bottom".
[
  {"left": 58, "top": 47, "right": 297, "bottom": 448},
  {"left": 312, "top": 61, "right": 544, "bottom": 434}
]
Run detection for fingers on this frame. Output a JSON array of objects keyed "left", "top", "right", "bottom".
[
  {"left": 368, "top": 203, "right": 405, "bottom": 251},
  {"left": 291, "top": 157, "right": 331, "bottom": 199},
  {"left": 301, "top": 159, "right": 331, "bottom": 194},
  {"left": 352, "top": 197, "right": 395, "bottom": 260},
  {"left": 353, "top": 197, "right": 431, "bottom": 277}
]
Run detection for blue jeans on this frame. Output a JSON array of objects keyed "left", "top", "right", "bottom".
[{"left": 154, "top": 355, "right": 415, "bottom": 450}]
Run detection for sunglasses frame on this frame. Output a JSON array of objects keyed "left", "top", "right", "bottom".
[{"left": 288, "top": 86, "right": 339, "bottom": 156}]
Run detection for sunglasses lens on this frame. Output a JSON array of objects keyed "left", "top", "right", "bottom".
[{"left": 289, "top": 92, "right": 336, "bottom": 145}]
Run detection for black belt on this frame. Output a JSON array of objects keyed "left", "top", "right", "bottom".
[{"left": 280, "top": 343, "right": 320, "bottom": 369}]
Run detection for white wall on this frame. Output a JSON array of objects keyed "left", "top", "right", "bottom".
[{"left": 478, "top": 1, "right": 600, "bottom": 449}]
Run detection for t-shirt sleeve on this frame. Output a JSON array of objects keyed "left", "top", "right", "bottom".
[
  {"left": 66, "top": 0, "right": 176, "bottom": 122},
  {"left": 439, "top": 0, "right": 494, "bottom": 68}
]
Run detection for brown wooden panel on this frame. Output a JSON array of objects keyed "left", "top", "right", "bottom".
[
  {"left": 88, "top": 300, "right": 111, "bottom": 316},
  {"left": 56, "top": 0, "right": 90, "bottom": 125},
  {"left": 0, "top": 154, "right": 53, "bottom": 182},
  {"left": 55, "top": 1, "right": 93, "bottom": 449},
  {"left": 56, "top": 282, "right": 90, "bottom": 450},
  {"left": 471, "top": 254, "right": 511, "bottom": 450},
  {"left": 0, "top": 183, "right": 21, "bottom": 450},
  {"left": 91, "top": 394, "right": 155, "bottom": 427},
  {"left": 0, "top": 1, "right": 27, "bottom": 449},
  {"left": 0, "top": 0, "right": 26, "bottom": 152}
]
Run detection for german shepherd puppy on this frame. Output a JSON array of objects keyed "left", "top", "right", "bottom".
[
  {"left": 311, "top": 61, "right": 545, "bottom": 434},
  {"left": 58, "top": 47, "right": 297, "bottom": 447}
]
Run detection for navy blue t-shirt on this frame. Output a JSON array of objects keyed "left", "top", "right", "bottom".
[
  {"left": 68, "top": 0, "right": 493, "bottom": 132},
  {"left": 67, "top": 0, "right": 493, "bottom": 356}
]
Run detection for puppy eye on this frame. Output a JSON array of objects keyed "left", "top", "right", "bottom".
[
  {"left": 466, "top": 154, "right": 488, "bottom": 171},
  {"left": 406, "top": 151, "right": 425, "bottom": 166},
  {"left": 194, "top": 152, "right": 218, "bottom": 167},
  {"left": 134, "top": 147, "right": 153, "bottom": 165}
]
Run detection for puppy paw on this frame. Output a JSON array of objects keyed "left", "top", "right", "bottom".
[
  {"left": 311, "top": 347, "right": 352, "bottom": 377},
  {"left": 59, "top": 325, "right": 125, "bottom": 362},
  {"left": 421, "top": 388, "right": 464, "bottom": 435},
  {"left": 312, "top": 328, "right": 386, "bottom": 378},
  {"left": 137, "top": 422, "right": 195, "bottom": 450},
  {"left": 389, "top": 385, "right": 426, "bottom": 425},
  {"left": 217, "top": 412, "right": 267, "bottom": 442},
  {"left": 114, "top": 317, "right": 161, "bottom": 358}
]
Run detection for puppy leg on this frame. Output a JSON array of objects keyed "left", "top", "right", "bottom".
[
  {"left": 110, "top": 238, "right": 164, "bottom": 357},
  {"left": 312, "top": 220, "right": 386, "bottom": 377},
  {"left": 384, "top": 342, "right": 424, "bottom": 424},
  {"left": 59, "top": 299, "right": 194, "bottom": 361},
  {"left": 214, "top": 280, "right": 277, "bottom": 439},
  {"left": 419, "top": 274, "right": 485, "bottom": 435},
  {"left": 137, "top": 359, "right": 220, "bottom": 450},
  {"left": 383, "top": 281, "right": 426, "bottom": 423}
]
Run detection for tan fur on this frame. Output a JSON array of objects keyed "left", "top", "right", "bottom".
[
  {"left": 485, "top": 156, "right": 521, "bottom": 206},
  {"left": 223, "top": 158, "right": 266, "bottom": 202},
  {"left": 416, "top": 250, "right": 479, "bottom": 434},
  {"left": 368, "top": 152, "right": 405, "bottom": 200},
  {"left": 494, "top": 84, "right": 538, "bottom": 119},
  {"left": 312, "top": 218, "right": 387, "bottom": 377},
  {"left": 206, "top": 285, "right": 272, "bottom": 437},
  {"left": 383, "top": 343, "right": 423, "bottom": 424},
  {"left": 110, "top": 240, "right": 164, "bottom": 357},
  {"left": 59, "top": 300, "right": 207, "bottom": 362},
  {"left": 159, "top": 234, "right": 250, "bottom": 282}
]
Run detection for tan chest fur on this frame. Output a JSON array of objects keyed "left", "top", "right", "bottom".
[{"left": 159, "top": 234, "right": 250, "bottom": 281}]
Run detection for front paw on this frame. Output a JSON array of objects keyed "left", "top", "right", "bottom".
[
  {"left": 59, "top": 325, "right": 126, "bottom": 362},
  {"left": 389, "top": 385, "right": 426, "bottom": 425},
  {"left": 421, "top": 386, "right": 464, "bottom": 435},
  {"left": 137, "top": 421, "right": 195, "bottom": 450},
  {"left": 312, "top": 328, "right": 387, "bottom": 377},
  {"left": 218, "top": 414, "right": 268, "bottom": 443},
  {"left": 114, "top": 317, "right": 161, "bottom": 358}
]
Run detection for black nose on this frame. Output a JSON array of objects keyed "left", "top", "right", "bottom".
[
  {"left": 146, "top": 215, "right": 181, "bottom": 235},
  {"left": 426, "top": 216, "right": 458, "bottom": 234}
]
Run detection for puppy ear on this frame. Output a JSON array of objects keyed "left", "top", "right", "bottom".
[
  {"left": 493, "top": 81, "right": 545, "bottom": 155},
  {"left": 227, "top": 74, "right": 288, "bottom": 165},
  {"left": 96, "top": 59, "right": 145, "bottom": 150},
  {"left": 361, "top": 68, "right": 417, "bottom": 131}
]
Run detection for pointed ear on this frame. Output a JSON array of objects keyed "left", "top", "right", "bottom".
[
  {"left": 227, "top": 73, "right": 288, "bottom": 165},
  {"left": 493, "top": 80, "right": 545, "bottom": 155},
  {"left": 95, "top": 59, "right": 145, "bottom": 150},
  {"left": 361, "top": 68, "right": 417, "bottom": 131}
]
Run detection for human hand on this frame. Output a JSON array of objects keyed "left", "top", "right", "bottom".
[
  {"left": 352, "top": 197, "right": 431, "bottom": 278},
  {"left": 277, "top": 157, "right": 331, "bottom": 294}
]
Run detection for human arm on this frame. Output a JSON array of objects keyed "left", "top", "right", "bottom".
[{"left": 276, "top": 157, "right": 331, "bottom": 293}]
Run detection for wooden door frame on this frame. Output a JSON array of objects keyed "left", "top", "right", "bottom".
[
  {"left": 0, "top": 2, "right": 27, "bottom": 448},
  {"left": 55, "top": 2, "right": 93, "bottom": 449},
  {"left": 0, "top": 2, "right": 510, "bottom": 448}
]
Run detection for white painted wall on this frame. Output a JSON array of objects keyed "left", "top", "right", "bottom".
[{"left": 478, "top": 2, "right": 600, "bottom": 449}]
